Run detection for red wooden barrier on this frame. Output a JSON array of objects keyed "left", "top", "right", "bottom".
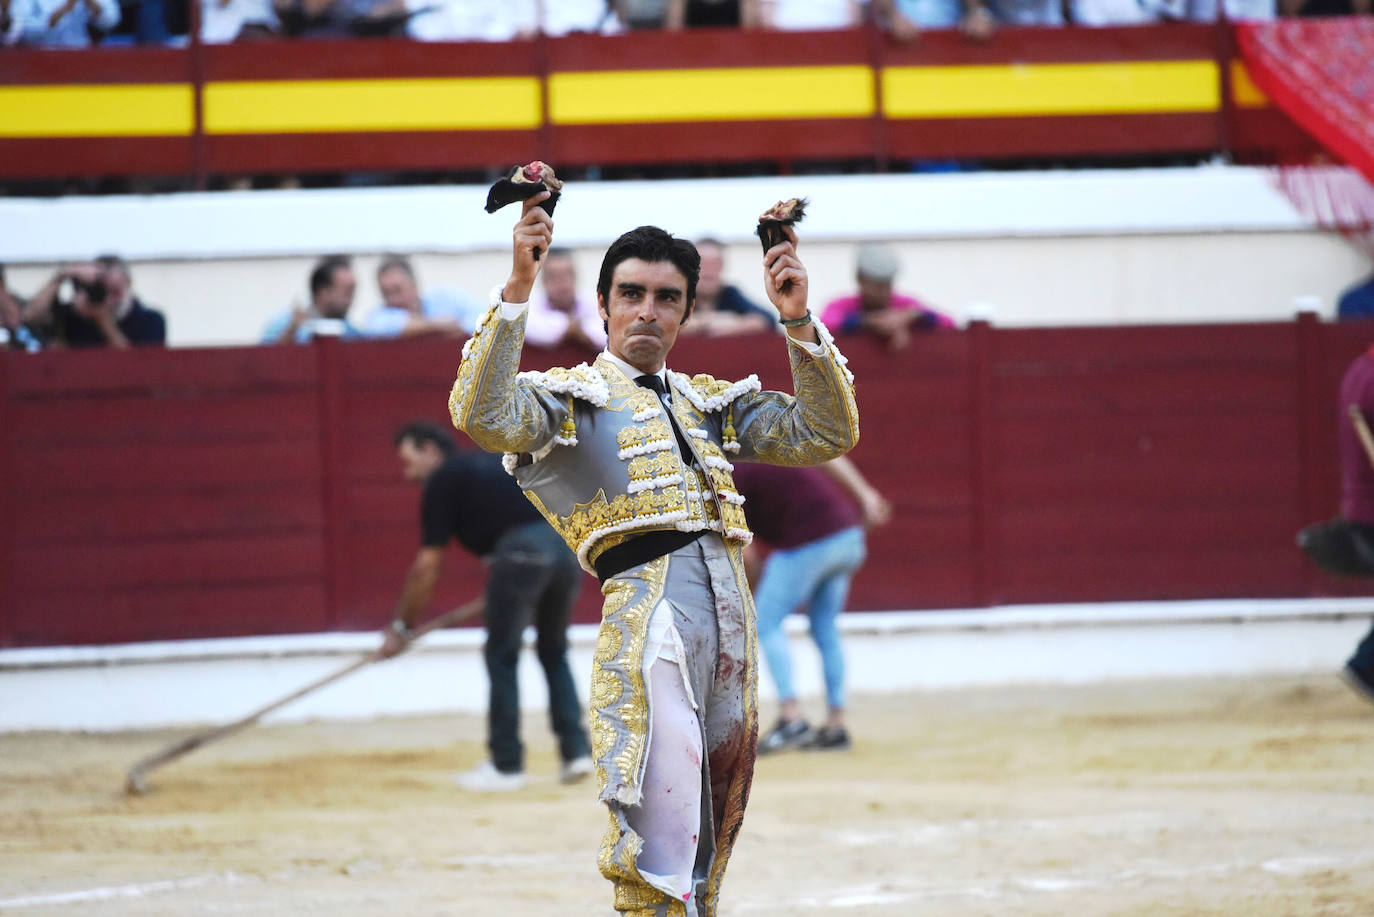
[
  {"left": 2, "top": 318, "right": 1370, "bottom": 649},
  {"left": 0, "top": 24, "right": 1315, "bottom": 184}
]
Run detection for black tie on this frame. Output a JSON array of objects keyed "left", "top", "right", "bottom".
[
  {"left": 637, "top": 373, "right": 670, "bottom": 404},
  {"left": 636, "top": 374, "right": 694, "bottom": 459}
]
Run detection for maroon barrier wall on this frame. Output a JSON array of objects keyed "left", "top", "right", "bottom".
[{"left": 1, "top": 318, "right": 1370, "bottom": 648}]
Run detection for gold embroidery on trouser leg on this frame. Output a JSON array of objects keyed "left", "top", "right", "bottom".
[{"left": 593, "top": 555, "right": 673, "bottom": 911}]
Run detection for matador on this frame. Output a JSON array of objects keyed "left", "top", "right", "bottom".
[{"left": 449, "top": 190, "right": 859, "bottom": 916}]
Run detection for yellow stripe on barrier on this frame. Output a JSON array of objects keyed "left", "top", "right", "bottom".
[
  {"left": 883, "top": 60, "right": 1219, "bottom": 118},
  {"left": 1229, "top": 62, "right": 1270, "bottom": 110},
  {"left": 549, "top": 66, "right": 874, "bottom": 124},
  {"left": 203, "top": 77, "right": 542, "bottom": 134},
  {"left": 0, "top": 84, "right": 193, "bottom": 137}
]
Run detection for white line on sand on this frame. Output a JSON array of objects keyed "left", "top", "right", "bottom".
[
  {"left": 737, "top": 851, "right": 1374, "bottom": 911},
  {"left": 0, "top": 872, "right": 252, "bottom": 910}
]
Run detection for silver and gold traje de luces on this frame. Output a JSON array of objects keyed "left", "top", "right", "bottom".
[{"left": 449, "top": 286, "right": 860, "bottom": 574}]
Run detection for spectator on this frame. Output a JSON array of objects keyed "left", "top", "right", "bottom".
[
  {"left": 0, "top": 264, "right": 42, "bottom": 352},
  {"left": 985, "top": 0, "right": 1058, "bottom": 25},
  {"left": 541, "top": 0, "right": 623, "bottom": 33},
  {"left": 1185, "top": 0, "right": 1274, "bottom": 18},
  {"left": 262, "top": 255, "right": 364, "bottom": 344},
  {"left": 680, "top": 237, "right": 775, "bottom": 337},
  {"left": 406, "top": 0, "right": 535, "bottom": 40},
  {"left": 200, "top": 0, "right": 278, "bottom": 41},
  {"left": 819, "top": 243, "right": 955, "bottom": 351},
  {"left": 872, "top": 0, "right": 998, "bottom": 40},
  {"left": 613, "top": 0, "right": 670, "bottom": 28},
  {"left": 522, "top": 247, "right": 607, "bottom": 352},
  {"left": 23, "top": 256, "right": 166, "bottom": 349},
  {"left": 274, "top": 0, "right": 408, "bottom": 37},
  {"left": 736, "top": 456, "right": 892, "bottom": 754},
  {"left": 1282, "top": 0, "right": 1368, "bottom": 14},
  {"left": 1067, "top": 0, "right": 1160, "bottom": 24},
  {"left": 4, "top": 0, "right": 118, "bottom": 45},
  {"left": 759, "top": 0, "right": 862, "bottom": 28},
  {"left": 1338, "top": 272, "right": 1374, "bottom": 320},
  {"left": 379, "top": 422, "right": 593, "bottom": 791},
  {"left": 362, "top": 255, "right": 483, "bottom": 340},
  {"left": 666, "top": 0, "right": 759, "bottom": 27}
]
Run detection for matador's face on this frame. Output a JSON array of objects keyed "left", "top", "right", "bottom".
[{"left": 598, "top": 258, "right": 692, "bottom": 375}]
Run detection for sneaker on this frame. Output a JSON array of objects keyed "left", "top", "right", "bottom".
[
  {"left": 803, "top": 725, "right": 852, "bottom": 752},
  {"left": 758, "top": 718, "right": 812, "bottom": 755},
  {"left": 455, "top": 761, "right": 527, "bottom": 792},
  {"left": 559, "top": 755, "right": 595, "bottom": 784},
  {"left": 1341, "top": 663, "right": 1374, "bottom": 707}
]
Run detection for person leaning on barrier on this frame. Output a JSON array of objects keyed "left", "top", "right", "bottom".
[
  {"left": 0, "top": 264, "right": 42, "bottom": 352},
  {"left": 523, "top": 247, "right": 607, "bottom": 353},
  {"left": 362, "top": 254, "right": 482, "bottom": 340},
  {"left": 23, "top": 256, "right": 166, "bottom": 349},
  {"left": 678, "top": 238, "right": 776, "bottom": 338},
  {"left": 262, "top": 255, "right": 365, "bottom": 344},
  {"left": 819, "top": 243, "right": 955, "bottom": 352}
]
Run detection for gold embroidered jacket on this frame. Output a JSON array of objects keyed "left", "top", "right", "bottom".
[{"left": 449, "top": 291, "right": 859, "bottom": 574}]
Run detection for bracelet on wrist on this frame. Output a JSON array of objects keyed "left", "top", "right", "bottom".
[
  {"left": 781, "top": 311, "right": 814, "bottom": 329},
  {"left": 389, "top": 619, "right": 412, "bottom": 637}
]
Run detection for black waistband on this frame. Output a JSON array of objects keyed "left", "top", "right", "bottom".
[{"left": 593, "top": 529, "right": 705, "bottom": 583}]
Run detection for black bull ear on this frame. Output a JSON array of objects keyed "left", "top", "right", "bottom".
[{"left": 484, "top": 172, "right": 561, "bottom": 217}]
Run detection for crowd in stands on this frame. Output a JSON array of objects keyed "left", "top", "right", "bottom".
[
  {"left": 2, "top": 0, "right": 1363, "bottom": 48},
  {"left": 0, "top": 242, "right": 962, "bottom": 351}
]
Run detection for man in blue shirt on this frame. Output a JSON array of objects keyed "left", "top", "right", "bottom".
[
  {"left": 678, "top": 238, "right": 777, "bottom": 337},
  {"left": 261, "top": 255, "right": 365, "bottom": 344},
  {"left": 362, "top": 255, "right": 483, "bottom": 340}
]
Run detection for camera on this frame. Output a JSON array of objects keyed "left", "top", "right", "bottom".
[{"left": 74, "top": 278, "right": 108, "bottom": 304}]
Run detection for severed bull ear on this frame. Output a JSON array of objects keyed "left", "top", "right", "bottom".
[
  {"left": 485, "top": 161, "right": 565, "bottom": 260},
  {"left": 755, "top": 197, "right": 808, "bottom": 253}
]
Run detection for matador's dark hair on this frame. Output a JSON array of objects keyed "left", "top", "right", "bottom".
[{"left": 596, "top": 226, "right": 700, "bottom": 325}]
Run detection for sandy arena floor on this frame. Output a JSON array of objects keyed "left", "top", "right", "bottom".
[{"left": 2, "top": 675, "right": 1373, "bottom": 916}]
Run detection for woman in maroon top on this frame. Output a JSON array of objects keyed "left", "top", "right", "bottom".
[{"left": 733, "top": 456, "right": 891, "bottom": 752}]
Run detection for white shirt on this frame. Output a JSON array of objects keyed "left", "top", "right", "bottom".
[
  {"left": 525, "top": 294, "right": 609, "bottom": 349},
  {"left": 7, "top": 0, "right": 119, "bottom": 46}
]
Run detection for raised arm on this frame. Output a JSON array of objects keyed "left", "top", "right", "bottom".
[
  {"left": 730, "top": 227, "right": 860, "bottom": 465},
  {"left": 449, "top": 192, "right": 569, "bottom": 455}
]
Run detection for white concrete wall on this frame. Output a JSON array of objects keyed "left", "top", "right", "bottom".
[
  {"left": 3, "top": 166, "right": 1369, "bottom": 347},
  {"left": 3, "top": 599, "right": 1370, "bottom": 733}
]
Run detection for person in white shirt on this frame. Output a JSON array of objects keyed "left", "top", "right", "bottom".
[
  {"left": 522, "top": 247, "right": 608, "bottom": 353},
  {"left": 4, "top": 0, "right": 118, "bottom": 46}
]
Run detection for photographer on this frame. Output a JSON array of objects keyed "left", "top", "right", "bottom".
[{"left": 24, "top": 255, "right": 167, "bottom": 349}]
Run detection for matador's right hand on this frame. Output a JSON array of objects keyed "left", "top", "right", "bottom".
[{"left": 504, "top": 191, "right": 553, "bottom": 304}]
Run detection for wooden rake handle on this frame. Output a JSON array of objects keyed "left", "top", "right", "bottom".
[{"left": 124, "top": 598, "right": 484, "bottom": 795}]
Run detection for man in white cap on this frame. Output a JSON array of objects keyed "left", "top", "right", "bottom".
[{"left": 819, "top": 243, "right": 955, "bottom": 351}]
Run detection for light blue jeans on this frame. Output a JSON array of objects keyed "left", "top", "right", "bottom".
[{"left": 754, "top": 526, "right": 866, "bottom": 711}]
